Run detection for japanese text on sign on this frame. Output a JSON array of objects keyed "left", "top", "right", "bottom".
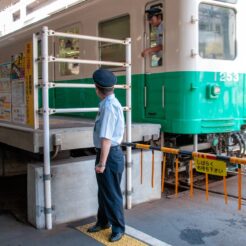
[{"left": 194, "top": 157, "right": 227, "bottom": 176}]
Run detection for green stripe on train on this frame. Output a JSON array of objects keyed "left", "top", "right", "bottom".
[{"left": 40, "top": 71, "right": 245, "bottom": 134}]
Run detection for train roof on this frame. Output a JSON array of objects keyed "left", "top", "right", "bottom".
[{"left": 0, "top": 0, "right": 96, "bottom": 48}]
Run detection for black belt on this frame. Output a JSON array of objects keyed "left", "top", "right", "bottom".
[{"left": 95, "top": 145, "right": 120, "bottom": 152}]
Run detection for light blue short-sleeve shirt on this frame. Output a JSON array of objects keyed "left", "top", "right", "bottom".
[
  {"left": 156, "top": 22, "right": 163, "bottom": 58},
  {"left": 93, "top": 94, "right": 125, "bottom": 148}
]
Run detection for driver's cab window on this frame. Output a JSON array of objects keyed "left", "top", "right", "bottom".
[{"left": 144, "top": 2, "right": 164, "bottom": 67}]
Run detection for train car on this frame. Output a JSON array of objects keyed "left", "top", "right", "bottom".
[{"left": 0, "top": 0, "right": 246, "bottom": 167}]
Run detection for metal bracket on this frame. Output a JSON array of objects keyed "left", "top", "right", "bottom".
[
  {"left": 122, "top": 188, "right": 134, "bottom": 196},
  {"left": 39, "top": 174, "right": 52, "bottom": 181},
  {"left": 124, "top": 107, "right": 131, "bottom": 112},
  {"left": 190, "top": 49, "right": 198, "bottom": 58},
  {"left": 37, "top": 82, "right": 56, "bottom": 88},
  {"left": 38, "top": 108, "right": 56, "bottom": 115},
  {"left": 49, "top": 56, "right": 56, "bottom": 62},
  {"left": 124, "top": 39, "right": 131, "bottom": 45},
  {"left": 36, "top": 206, "right": 54, "bottom": 215},
  {"left": 126, "top": 161, "right": 133, "bottom": 168},
  {"left": 48, "top": 30, "right": 55, "bottom": 36},
  {"left": 43, "top": 174, "right": 51, "bottom": 181},
  {"left": 127, "top": 188, "right": 134, "bottom": 196},
  {"left": 191, "top": 16, "right": 199, "bottom": 24}
]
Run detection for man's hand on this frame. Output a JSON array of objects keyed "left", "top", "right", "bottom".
[
  {"left": 141, "top": 48, "right": 150, "bottom": 57},
  {"left": 95, "top": 163, "right": 106, "bottom": 173}
]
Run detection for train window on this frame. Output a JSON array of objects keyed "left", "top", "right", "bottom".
[
  {"left": 199, "top": 4, "right": 236, "bottom": 60},
  {"left": 143, "top": 2, "right": 163, "bottom": 68},
  {"left": 58, "top": 25, "right": 80, "bottom": 76},
  {"left": 99, "top": 15, "right": 130, "bottom": 69},
  {"left": 214, "top": 0, "right": 237, "bottom": 3}
]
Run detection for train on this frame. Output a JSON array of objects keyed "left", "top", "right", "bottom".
[{"left": 0, "top": 0, "right": 246, "bottom": 176}]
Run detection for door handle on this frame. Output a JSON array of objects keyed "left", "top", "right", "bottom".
[
  {"left": 162, "top": 85, "right": 165, "bottom": 108},
  {"left": 144, "top": 86, "right": 147, "bottom": 108}
]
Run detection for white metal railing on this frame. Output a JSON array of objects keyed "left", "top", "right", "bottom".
[{"left": 33, "top": 26, "right": 132, "bottom": 230}]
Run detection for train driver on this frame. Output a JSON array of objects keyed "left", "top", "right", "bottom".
[{"left": 141, "top": 7, "right": 163, "bottom": 66}]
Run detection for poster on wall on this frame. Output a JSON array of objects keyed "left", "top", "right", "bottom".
[
  {"left": 12, "top": 107, "right": 26, "bottom": 124},
  {"left": 25, "top": 42, "right": 35, "bottom": 127},
  {"left": 0, "top": 62, "right": 12, "bottom": 122},
  {"left": 11, "top": 53, "right": 25, "bottom": 80},
  {"left": 11, "top": 53, "right": 26, "bottom": 124},
  {"left": 11, "top": 79, "right": 26, "bottom": 124}
]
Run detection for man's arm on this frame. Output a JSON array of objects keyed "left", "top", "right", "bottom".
[
  {"left": 95, "top": 138, "right": 111, "bottom": 173},
  {"left": 141, "top": 44, "right": 162, "bottom": 57}
]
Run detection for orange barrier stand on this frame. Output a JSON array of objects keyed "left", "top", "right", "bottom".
[
  {"left": 152, "top": 150, "right": 155, "bottom": 188},
  {"left": 189, "top": 160, "right": 194, "bottom": 199},
  {"left": 140, "top": 149, "right": 143, "bottom": 184},
  {"left": 223, "top": 176, "right": 228, "bottom": 205},
  {"left": 238, "top": 165, "right": 242, "bottom": 210},
  {"left": 205, "top": 173, "right": 209, "bottom": 201},
  {"left": 122, "top": 142, "right": 245, "bottom": 210},
  {"left": 162, "top": 154, "right": 166, "bottom": 193},
  {"left": 175, "top": 157, "right": 179, "bottom": 197}
]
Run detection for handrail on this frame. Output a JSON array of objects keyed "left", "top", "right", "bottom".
[
  {"left": 35, "top": 26, "right": 132, "bottom": 230},
  {"left": 49, "top": 30, "right": 127, "bottom": 44}
]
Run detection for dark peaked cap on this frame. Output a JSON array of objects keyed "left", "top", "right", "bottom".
[
  {"left": 93, "top": 69, "right": 117, "bottom": 88},
  {"left": 145, "top": 7, "right": 162, "bottom": 18}
]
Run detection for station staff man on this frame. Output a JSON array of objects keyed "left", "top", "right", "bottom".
[
  {"left": 87, "top": 69, "right": 125, "bottom": 243},
  {"left": 141, "top": 7, "right": 163, "bottom": 66}
]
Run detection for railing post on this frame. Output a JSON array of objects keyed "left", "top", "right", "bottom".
[
  {"left": 126, "top": 37, "right": 132, "bottom": 209},
  {"left": 33, "top": 32, "right": 39, "bottom": 129},
  {"left": 42, "top": 26, "right": 52, "bottom": 230}
]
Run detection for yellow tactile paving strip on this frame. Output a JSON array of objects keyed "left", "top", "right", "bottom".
[{"left": 77, "top": 223, "right": 148, "bottom": 246}]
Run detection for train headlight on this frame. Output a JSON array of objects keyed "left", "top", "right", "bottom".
[{"left": 207, "top": 84, "right": 221, "bottom": 99}]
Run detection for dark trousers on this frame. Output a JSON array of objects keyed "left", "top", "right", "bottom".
[{"left": 95, "top": 146, "right": 125, "bottom": 234}]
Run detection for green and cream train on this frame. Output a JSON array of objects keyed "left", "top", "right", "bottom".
[{"left": 0, "top": 0, "right": 246, "bottom": 157}]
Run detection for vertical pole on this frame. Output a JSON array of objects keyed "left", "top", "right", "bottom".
[
  {"left": 189, "top": 160, "right": 194, "bottom": 199},
  {"left": 238, "top": 165, "right": 242, "bottom": 210},
  {"left": 188, "top": 134, "right": 198, "bottom": 185},
  {"left": 33, "top": 33, "right": 39, "bottom": 129},
  {"left": 42, "top": 26, "right": 52, "bottom": 229},
  {"left": 161, "top": 154, "right": 166, "bottom": 193},
  {"left": 205, "top": 173, "right": 209, "bottom": 201},
  {"left": 126, "top": 38, "right": 132, "bottom": 209},
  {"left": 175, "top": 157, "right": 179, "bottom": 197},
  {"left": 223, "top": 176, "right": 228, "bottom": 205},
  {"left": 140, "top": 149, "right": 143, "bottom": 184},
  {"left": 151, "top": 150, "right": 155, "bottom": 188},
  {"left": 193, "top": 134, "right": 198, "bottom": 152}
]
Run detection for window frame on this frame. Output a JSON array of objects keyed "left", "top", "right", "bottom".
[
  {"left": 213, "top": 0, "right": 237, "bottom": 4},
  {"left": 55, "top": 22, "right": 82, "bottom": 80},
  {"left": 98, "top": 14, "right": 130, "bottom": 72},
  {"left": 198, "top": 3, "right": 237, "bottom": 61}
]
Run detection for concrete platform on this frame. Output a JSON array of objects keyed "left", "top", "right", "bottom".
[
  {"left": 0, "top": 116, "right": 161, "bottom": 153},
  {"left": 1, "top": 183, "right": 246, "bottom": 246},
  {"left": 28, "top": 150, "right": 162, "bottom": 229}
]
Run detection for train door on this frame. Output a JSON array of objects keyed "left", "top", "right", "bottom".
[{"left": 144, "top": 0, "right": 165, "bottom": 119}]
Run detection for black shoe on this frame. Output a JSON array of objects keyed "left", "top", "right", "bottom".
[
  {"left": 109, "top": 232, "right": 124, "bottom": 242},
  {"left": 87, "top": 223, "right": 111, "bottom": 233}
]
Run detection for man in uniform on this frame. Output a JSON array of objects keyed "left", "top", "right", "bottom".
[
  {"left": 87, "top": 69, "right": 125, "bottom": 243},
  {"left": 141, "top": 7, "right": 163, "bottom": 66}
]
